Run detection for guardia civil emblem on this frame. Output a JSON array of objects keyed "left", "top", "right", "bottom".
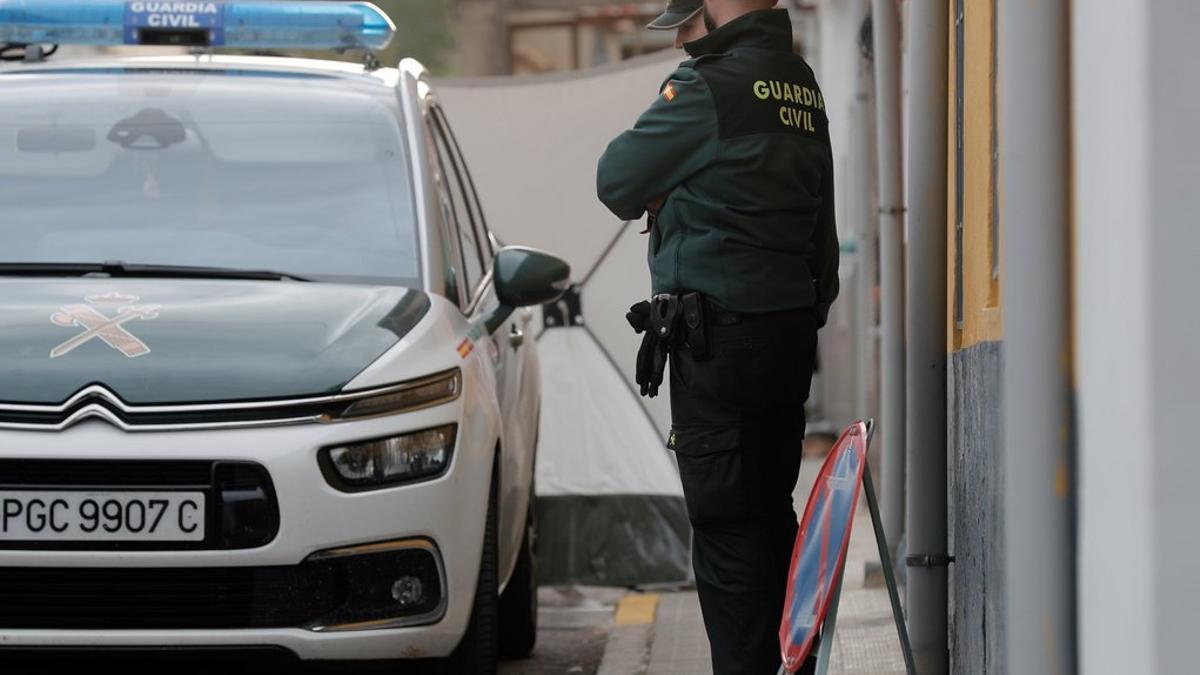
[{"left": 50, "top": 292, "right": 161, "bottom": 359}]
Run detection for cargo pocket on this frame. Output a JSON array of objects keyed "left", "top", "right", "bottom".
[
  {"left": 671, "top": 426, "right": 750, "bottom": 528},
  {"left": 670, "top": 425, "right": 739, "bottom": 457}
]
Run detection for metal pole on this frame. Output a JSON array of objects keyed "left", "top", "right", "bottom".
[
  {"left": 870, "top": 0, "right": 906, "bottom": 555},
  {"left": 813, "top": 574, "right": 843, "bottom": 675},
  {"left": 863, "top": 461, "right": 918, "bottom": 675},
  {"left": 1000, "top": 0, "right": 1075, "bottom": 672},
  {"left": 852, "top": 85, "right": 878, "bottom": 481},
  {"left": 904, "top": 0, "right": 950, "bottom": 672},
  {"left": 853, "top": 96, "right": 875, "bottom": 438}
]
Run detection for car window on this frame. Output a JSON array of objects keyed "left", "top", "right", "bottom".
[
  {"left": 434, "top": 106, "right": 496, "bottom": 262},
  {"left": 424, "top": 119, "right": 464, "bottom": 306},
  {"left": 429, "top": 108, "right": 486, "bottom": 300},
  {"left": 0, "top": 72, "right": 421, "bottom": 287}
]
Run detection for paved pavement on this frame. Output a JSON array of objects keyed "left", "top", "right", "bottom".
[
  {"left": 589, "top": 455, "right": 910, "bottom": 675},
  {"left": 586, "top": 511, "right": 908, "bottom": 675},
  {"left": 644, "top": 592, "right": 713, "bottom": 674}
]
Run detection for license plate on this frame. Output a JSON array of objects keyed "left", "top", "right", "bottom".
[{"left": 0, "top": 491, "right": 205, "bottom": 542}]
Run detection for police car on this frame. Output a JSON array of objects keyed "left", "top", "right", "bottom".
[{"left": 0, "top": 2, "right": 567, "bottom": 671}]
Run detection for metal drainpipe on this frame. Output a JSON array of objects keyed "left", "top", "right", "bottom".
[
  {"left": 904, "top": 0, "right": 950, "bottom": 672},
  {"left": 853, "top": 79, "right": 877, "bottom": 453},
  {"left": 1000, "top": 0, "right": 1075, "bottom": 672},
  {"left": 870, "top": 0, "right": 906, "bottom": 556}
]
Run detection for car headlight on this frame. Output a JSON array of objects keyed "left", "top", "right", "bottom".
[
  {"left": 320, "top": 425, "right": 456, "bottom": 491},
  {"left": 334, "top": 370, "right": 461, "bottom": 421}
]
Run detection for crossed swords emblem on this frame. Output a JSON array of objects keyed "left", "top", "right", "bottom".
[{"left": 50, "top": 292, "right": 161, "bottom": 359}]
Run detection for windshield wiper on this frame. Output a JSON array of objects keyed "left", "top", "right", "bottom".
[{"left": 0, "top": 261, "right": 311, "bottom": 282}]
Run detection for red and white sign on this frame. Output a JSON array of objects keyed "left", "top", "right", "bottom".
[{"left": 778, "top": 421, "right": 869, "bottom": 672}]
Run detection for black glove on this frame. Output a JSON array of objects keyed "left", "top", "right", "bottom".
[
  {"left": 637, "top": 331, "right": 664, "bottom": 397},
  {"left": 626, "top": 301, "right": 651, "bottom": 333}
]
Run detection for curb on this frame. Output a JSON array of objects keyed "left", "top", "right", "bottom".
[{"left": 596, "top": 593, "right": 660, "bottom": 675}]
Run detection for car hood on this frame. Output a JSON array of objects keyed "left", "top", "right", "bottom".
[{"left": 0, "top": 278, "right": 430, "bottom": 404}]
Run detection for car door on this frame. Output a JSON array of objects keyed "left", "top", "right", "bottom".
[{"left": 427, "top": 106, "right": 536, "bottom": 578}]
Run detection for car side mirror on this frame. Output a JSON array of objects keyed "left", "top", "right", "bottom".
[{"left": 483, "top": 247, "right": 570, "bottom": 333}]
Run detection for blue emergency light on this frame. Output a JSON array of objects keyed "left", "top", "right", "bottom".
[{"left": 0, "top": 1, "right": 395, "bottom": 51}]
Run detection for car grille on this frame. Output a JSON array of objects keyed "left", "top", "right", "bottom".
[
  {"left": 0, "top": 543, "right": 446, "bottom": 631},
  {"left": 0, "top": 459, "right": 212, "bottom": 487},
  {"left": 0, "top": 563, "right": 345, "bottom": 630}
]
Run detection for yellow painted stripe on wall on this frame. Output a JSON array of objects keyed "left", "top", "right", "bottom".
[{"left": 949, "top": 0, "right": 1005, "bottom": 353}]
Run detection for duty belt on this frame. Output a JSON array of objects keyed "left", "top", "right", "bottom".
[{"left": 627, "top": 291, "right": 717, "bottom": 398}]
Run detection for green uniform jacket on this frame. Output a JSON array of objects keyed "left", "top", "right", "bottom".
[{"left": 597, "top": 9, "right": 839, "bottom": 323}]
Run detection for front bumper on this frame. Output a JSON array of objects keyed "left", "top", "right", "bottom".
[
  {"left": 0, "top": 396, "right": 498, "bottom": 660},
  {"left": 0, "top": 539, "right": 446, "bottom": 631}
]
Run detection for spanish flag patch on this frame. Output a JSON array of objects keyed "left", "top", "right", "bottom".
[
  {"left": 457, "top": 338, "right": 474, "bottom": 359},
  {"left": 662, "top": 82, "right": 677, "bottom": 102}
]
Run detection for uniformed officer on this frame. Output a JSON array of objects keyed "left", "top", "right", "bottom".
[
  {"left": 596, "top": 1, "right": 838, "bottom": 673},
  {"left": 645, "top": 0, "right": 707, "bottom": 49}
]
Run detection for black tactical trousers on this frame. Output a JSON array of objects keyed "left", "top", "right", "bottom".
[{"left": 669, "top": 308, "right": 819, "bottom": 675}]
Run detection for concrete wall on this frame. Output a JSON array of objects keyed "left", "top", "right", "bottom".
[
  {"left": 1075, "top": 0, "right": 1200, "bottom": 672},
  {"left": 947, "top": 342, "right": 1003, "bottom": 675}
]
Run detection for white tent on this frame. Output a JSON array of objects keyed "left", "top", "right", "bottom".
[{"left": 436, "top": 53, "right": 693, "bottom": 585}]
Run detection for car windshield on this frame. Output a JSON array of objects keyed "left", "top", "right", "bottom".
[{"left": 0, "top": 68, "right": 420, "bottom": 286}]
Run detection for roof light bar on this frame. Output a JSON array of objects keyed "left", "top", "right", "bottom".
[{"left": 0, "top": 1, "right": 395, "bottom": 51}]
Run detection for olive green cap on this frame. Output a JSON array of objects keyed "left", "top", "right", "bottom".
[{"left": 646, "top": 0, "right": 703, "bottom": 30}]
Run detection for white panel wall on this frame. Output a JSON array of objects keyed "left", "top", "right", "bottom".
[
  {"left": 1146, "top": 0, "right": 1200, "bottom": 670},
  {"left": 437, "top": 5, "right": 872, "bottom": 440},
  {"left": 1074, "top": 0, "right": 1200, "bottom": 672}
]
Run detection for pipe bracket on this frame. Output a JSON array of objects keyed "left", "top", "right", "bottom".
[{"left": 905, "top": 554, "right": 955, "bottom": 568}]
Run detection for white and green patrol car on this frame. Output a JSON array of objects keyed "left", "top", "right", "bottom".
[{"left": 0, "top": 2, "right": 568, "bottom": 671}]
